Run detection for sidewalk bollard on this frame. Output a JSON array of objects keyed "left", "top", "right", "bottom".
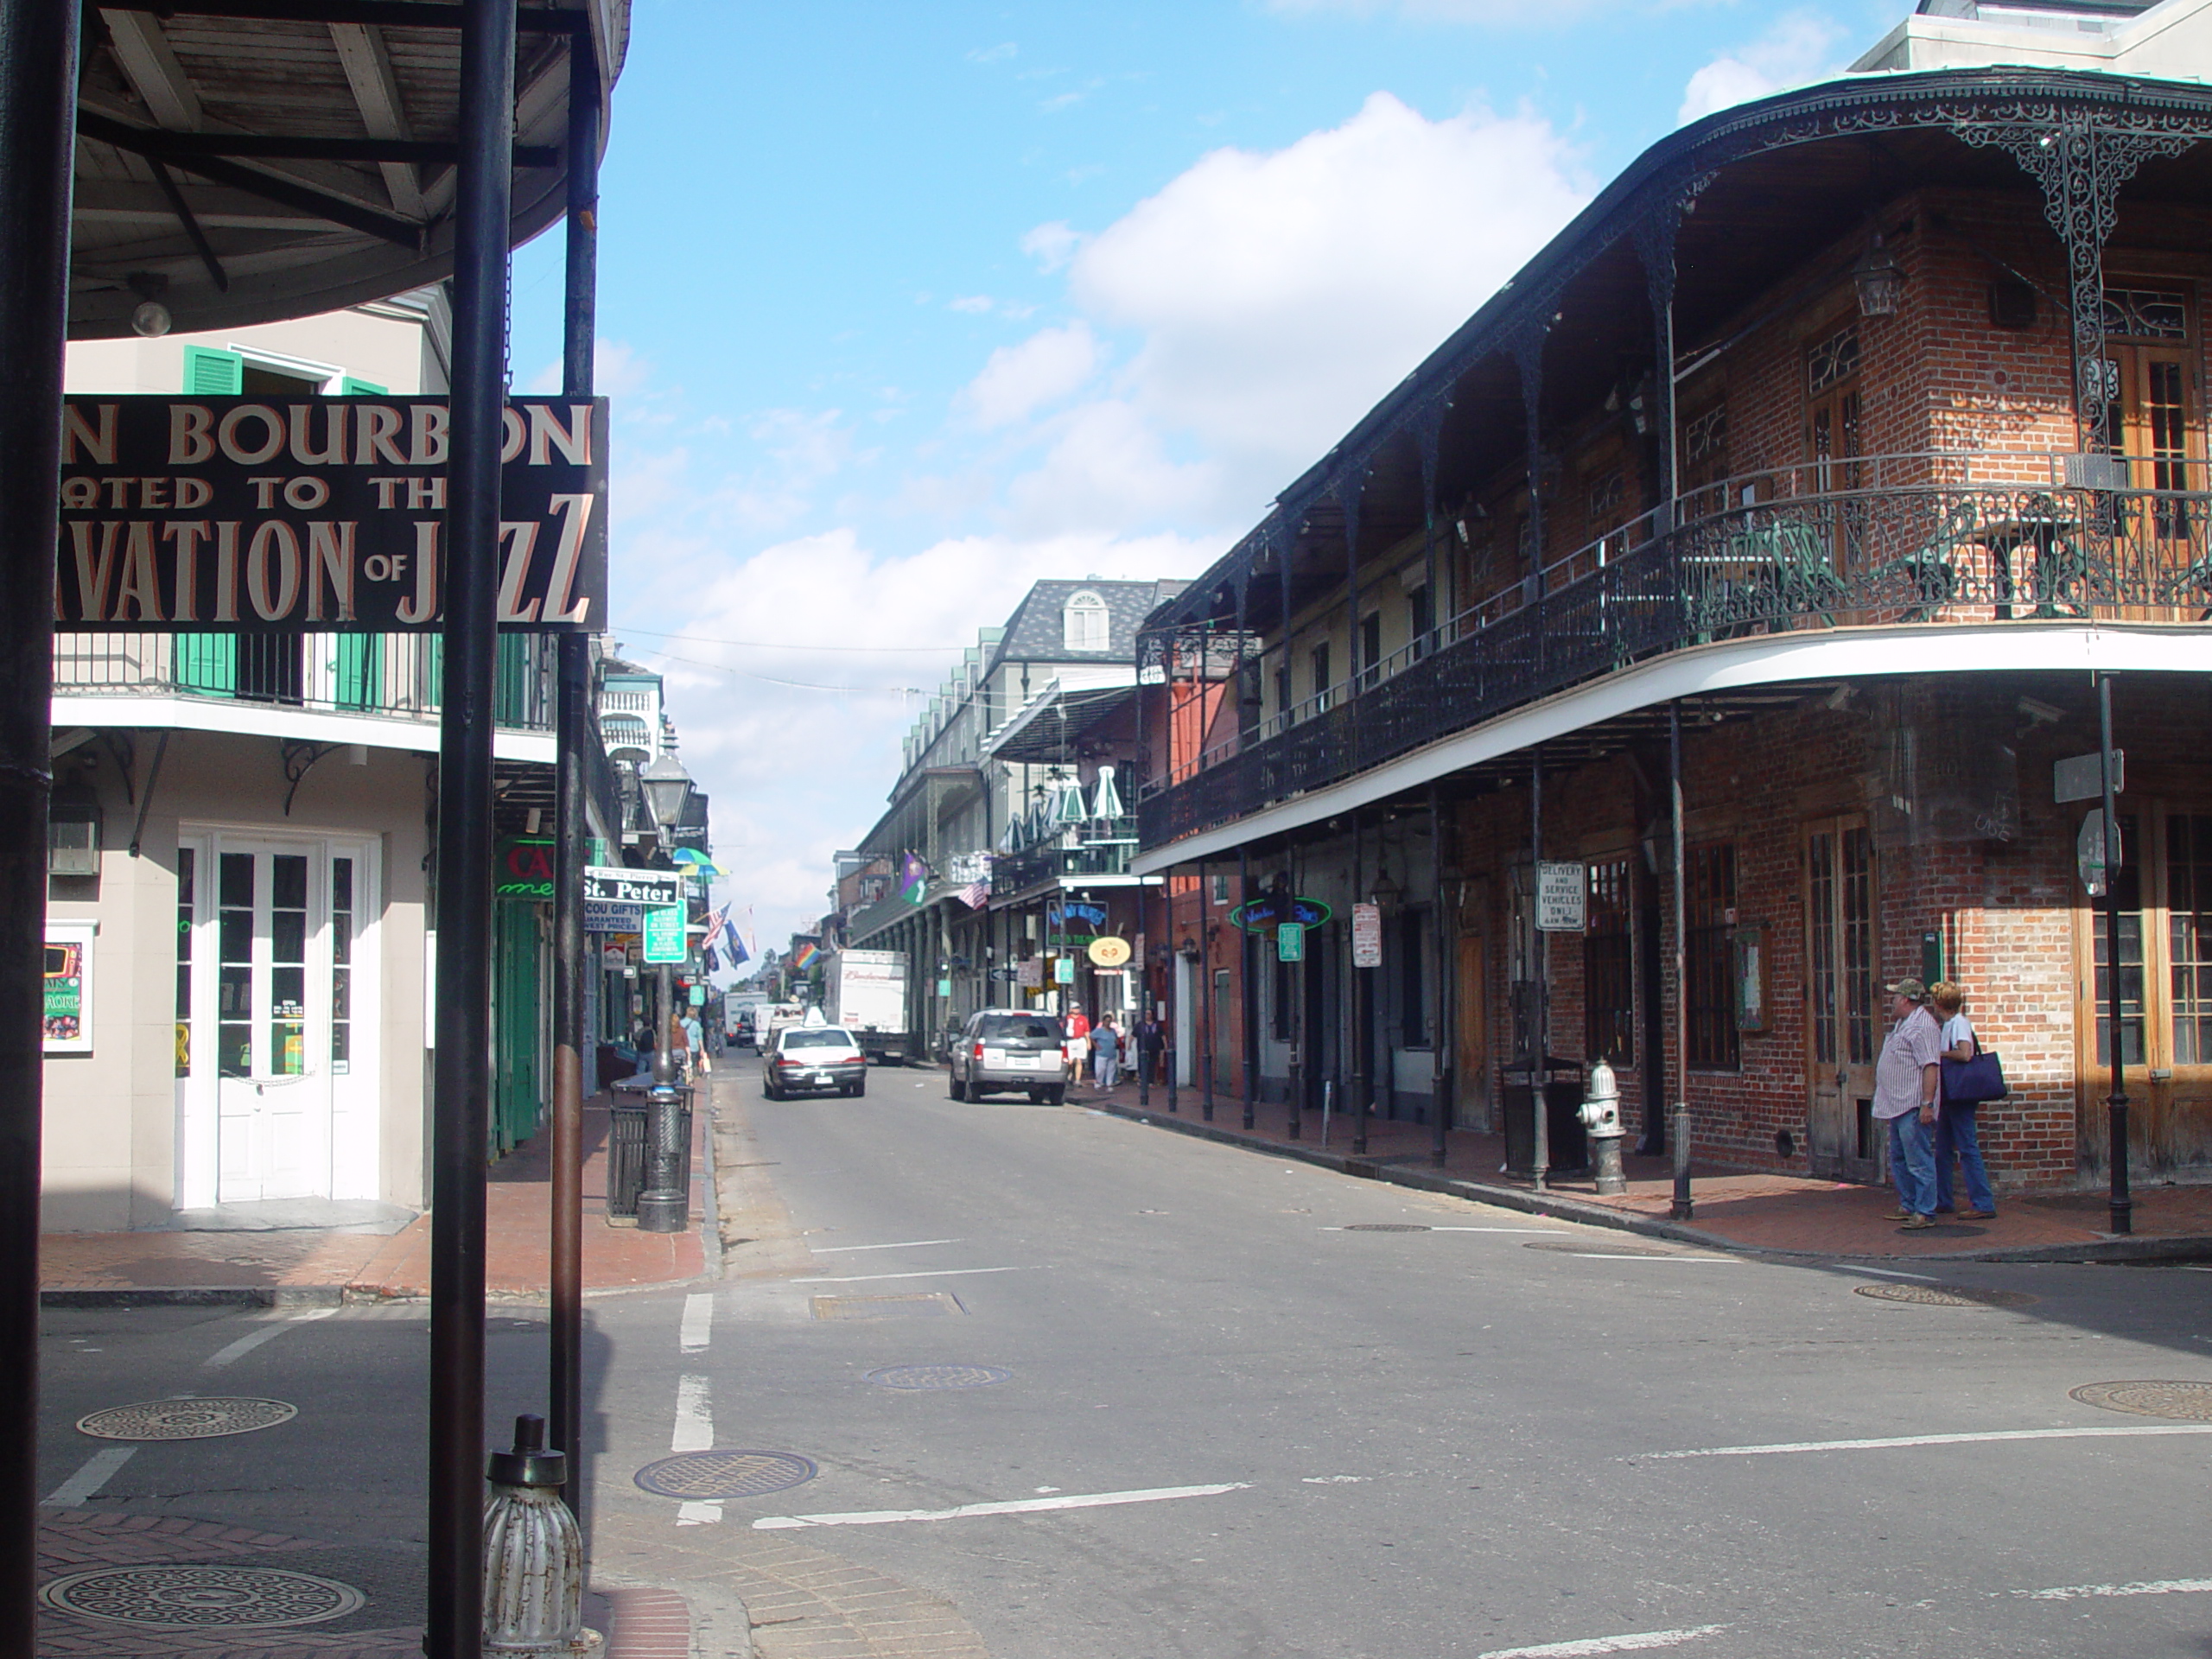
[{"left": 483, "top": 1414, "right": 601, "bottom": 1655}]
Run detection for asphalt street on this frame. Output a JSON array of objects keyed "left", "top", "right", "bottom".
[{"left": 34, "top": 1063, "right": 2212, "bottom": 1658}]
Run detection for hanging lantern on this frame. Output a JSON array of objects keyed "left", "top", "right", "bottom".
[{"left": 1853, "top": 235, "right": 1904, "bottom": 318}]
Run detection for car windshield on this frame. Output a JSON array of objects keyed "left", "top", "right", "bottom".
[
  {"left": 976, "top": 1014, "right": 1063, "bottom": 1041},
  {"left": 781, "top": 1030, "right": 855, "bottom": 1051}
]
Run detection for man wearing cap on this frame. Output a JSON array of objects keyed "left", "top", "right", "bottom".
[{"left": 1875, "top": 978, "right": 1943, "bottom": 1230}]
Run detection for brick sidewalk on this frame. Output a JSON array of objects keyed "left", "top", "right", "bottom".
[
  {"left": 1080, "top": 1071, "right": 2212, "bottom": 1260},
  {"left": 41, "top": 1090, "right": 711, "bottom": 1301}
]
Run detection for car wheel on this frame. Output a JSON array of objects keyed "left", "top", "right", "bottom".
[
  {"left": 1044, "top": 1085, "right": 1065, "bottom": 1105},
  {"left": 850, "top": 1080, "right": 867, "bottom": 1098},
  {"left": 950, "top": 1075, "right": 967, "bottom": 1101},
  {"left": 763, "top": 1080, "right": 780, "bottom": 1102}
]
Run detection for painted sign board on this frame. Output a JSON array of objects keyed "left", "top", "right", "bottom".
[
  {"left": 1537, "top": 861, "right": 1586, "bottom": 932},
  {"left": 1229, "top": 895, "right": 1332, "bottom": 933},
  {"left": 584, "top": 866, "right": 681, "bottom": 908},
  {"left": 1351, "top": 903, "right": 1382, "bottom": 969},
  {"left": 642, "top": 905, "right": 688, "bottom": 964},
  {"left": 1278, "top": 921, "right": 1305, "bottom": 963},
  {"left": 54, "top": 395, "right": 608, "bottom": 630},
  {"left": 1087, "top": 937, "right": 1132, "bottom": 968},
  {"left": 584, "top": 898, "right": 641, "bottom": 934},
  {"left": 2079, "top": 809, "right": 2121, "bottom": 898},
  {"left": 44, "top": 922, "right": 94, "bottom": 1053},
  {"left": 1053, "top": 957, "right": 1075, "bottom": 984},
  {"left": 1017, "top": 957, "right": 1045, "bottom": 988},
  {"left": 494, "top": 836, "right": 554, "bottom": 900}
]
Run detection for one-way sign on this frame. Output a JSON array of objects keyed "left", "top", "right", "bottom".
[{"left": 583, "top": 865, "right": 681, "bottom": 907}]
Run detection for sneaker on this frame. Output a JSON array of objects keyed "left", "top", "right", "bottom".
[
  {"left": 1899, "top": 1214, "right": 1936, "bottom": 1230},
  {"left": 1961, "top": 1209, "right": 1997, "bottom": 1221},
  {"left": 1882, "top": 1210, "right": 1914, "bottom": 1221}
]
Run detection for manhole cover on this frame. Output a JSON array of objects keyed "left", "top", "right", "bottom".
[
  {"left": 633, "top": 1450, "right": 818, "bottom": 1500},
  {"left": 2070, "top": 1380, "right": 2212, "bottom": 1421},
  {"left": 1853, "top": 1283, "right": 2037, "bottom": 1308},
  {"left": 38, "top": 1565, "right": 364, "bottom": 1630},
  {"left": 1344, "top": 1224, "right": 1431, "bottom": 1232},
  {"left": 1523, "top": 1240, "right": 1682, "bottom": 1258},
  {"left": 811, "top": 1292, "right": 963, "bottom": 1320},
  {"left": 865, "top": 1364, "right": 1012, "bottom": 1390},
  {"left": 77, "top": 1398, "right": 297, "bottom": 1440}
]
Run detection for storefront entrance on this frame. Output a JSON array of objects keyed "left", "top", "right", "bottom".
[{"left": 1804, "top": 817, "right": 1881, "bottom": 1181}]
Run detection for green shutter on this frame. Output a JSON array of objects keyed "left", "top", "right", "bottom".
[
  {"left": 340, "top": 376, "right": 387, "bottom": 395},
  {"left": 181, "top": 346, "right": 244, "bottom": 396},
  {"left": 423, "top": 633, "right": 442, "bottom": 711},
  {"left": 334, "top": 634, "right": 384, "bottom": 710},
  {"left": 175, "top": 634, "right": 237, "bottom": 696},
  {"left": 494, "top": 633, "right": 533, "bottom": 727}
]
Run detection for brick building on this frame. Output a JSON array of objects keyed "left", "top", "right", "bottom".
[{"left": 1131, "top": 41, "right": 2212, "bottom": 1192}]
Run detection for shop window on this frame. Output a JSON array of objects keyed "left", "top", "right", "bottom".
[
  {"left": 2102, "top": 287, "right": 2189, "bottom": 341},
  {"left": 1686, "top": 842, "right": 1738, "bottom": 1071},
  {"left": 1586, "top": 857, "right": 1634, "bottom": 1065}
]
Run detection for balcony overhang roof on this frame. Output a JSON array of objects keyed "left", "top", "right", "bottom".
[
  {"left": 70, "top": 0, "right": 629, "bottom": 340},
  {"left": 1130, "top": 622, "right": 2205, "bottom": 873},
  {"left": 1143, "top": 65, "right": 2212, "bottom": 641},
  {"left": 985, "top": 677, "right": 1136, "bottom": 766}
]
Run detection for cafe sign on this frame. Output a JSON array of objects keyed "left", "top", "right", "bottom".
[
  {"left": 1229, "top": 894, "right": 1332, "bottom": 934},
  {"left": 54, "top": 395, "right": 607, "bottom": 631}
]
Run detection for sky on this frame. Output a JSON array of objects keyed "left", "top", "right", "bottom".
[{"left": 505, "top": 0, "right": 1900, "bottom": 968}]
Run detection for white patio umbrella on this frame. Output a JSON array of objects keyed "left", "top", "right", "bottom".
[
  {"left": 1090, "top": 767, "right": 1124, "bottom": 820},
  {"left": 1054, "top": 779, "right": 1087, "bottom": 824}
]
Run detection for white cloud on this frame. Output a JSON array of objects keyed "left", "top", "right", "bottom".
[
  {"left": 1679, "top": 14, "right": 1846, "bottom": 124},
  {"left": 968, "top": 41, "right": 1017, "bottom": 64},
  {"left": 1004, "top": 399, "right": 1221, "bottom": 536},
  {"left": 948, "top": 295, "right": 997, "bottom": 315},
  {"left": 960, "top": 322, "right": 1102, "bottom": 427},
  {"left": 1058, "top": 91, "right": 1586, "bottom": 484},
  {"left": 1020, "top": 220, "right": 1084, "bottom": 273}
]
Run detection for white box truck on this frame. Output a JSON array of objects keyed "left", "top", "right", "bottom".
[{"left": 824, "top": 948, "right": 909, "bottom": 1063}]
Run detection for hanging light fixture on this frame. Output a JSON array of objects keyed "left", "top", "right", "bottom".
[{"left": 1853, "top": 233, "right": 1904, "bottom": 318}]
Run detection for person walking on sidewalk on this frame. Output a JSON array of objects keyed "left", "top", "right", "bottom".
[
  {"left": 682, "top": 1010, "right": 709, "bottom": 1077},
  {"left": 1065, "top": 1005, "right": 1090, "bottom": 1085},
  {"left": 1091, "top": 1015, "right": 1122, "bottom": 1091},
  {"left": 1134, "top": 1012, "right": 1166, "bottom": 1087},
  {"left": 1929, "top": 980, "right": 1996, "bottom": 1220},
  {"left": 1876, "top": 977, "right": 1943, "bottom": 1230}
]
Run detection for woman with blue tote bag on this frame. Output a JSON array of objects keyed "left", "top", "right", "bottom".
[{"left": 1931, "top": 980, "right": 2002, "bottom": 1219}]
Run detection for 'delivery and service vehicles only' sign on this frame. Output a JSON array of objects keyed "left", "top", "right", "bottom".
[{"left": 54, "top": 396, "right": 607, "bottom": 630}]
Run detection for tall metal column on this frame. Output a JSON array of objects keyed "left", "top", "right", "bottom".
[
  {"left": 1287, "top": 847, "right": 1303, "bottom": 1141},
  {"left": 2099, "top": 673, "right": 2132, "bottom": 1234},
  {"left": 1351, "top": 810, "right": 1370, "bottom": 1156},
  {"left": 1669, "top": 702, "right": 1693, "bottom": 1221},
  {"left": 0, "top": 1, "right": 79, "bottom": 1638},
  {"left": 1165, "top": 868, "right": 1179, "bottom": 1114},
  {"left": 1429, "top": 782, "right": 1449, "bottom": 1167},
  {"left": 1239, "top": 843, "right": 1256, "bottom": 1130},
  {"left": 1529, "top": 752, "right": 1548, "bottom": 1190},
  {"left": 1198, "top": 857, "right": 1214, "bottom": 1122},
  {"left": 549, "top": 25, "right": 599, "bottom": 1523},
  {"left": 428, "top": 3, "right": 518, "bottom": 1654}
]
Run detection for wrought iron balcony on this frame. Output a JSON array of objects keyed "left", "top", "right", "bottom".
[
  {"left": 52, "top": 631, "right": 556, "bottom": 732},
  {"left": 994, "top": 822, "right": 1141, "bottom": 895},
  {"left": 1141, "top": 455, "right": 2212, "bottom": 849}
]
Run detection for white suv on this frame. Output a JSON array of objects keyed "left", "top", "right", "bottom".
[{"left": 764, "top": 1026, "right": 867, "bottom": 1100}]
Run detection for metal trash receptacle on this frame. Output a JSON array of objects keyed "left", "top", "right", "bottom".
[
  {"left": 1501, "top": 1060, "right": 1587, "bottom": 1178},
  {"left": 607, "top": 1083, "right": 693, "bottom": 1220}
]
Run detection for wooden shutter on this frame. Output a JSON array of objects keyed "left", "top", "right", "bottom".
[
  {"left": 340, "top": 376, "right": 387, "bottom": 395},
  {"left": 181, "top": 346, "right": 244, "bottom": 396}
]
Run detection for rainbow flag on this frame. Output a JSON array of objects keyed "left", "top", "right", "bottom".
[{"left": 791, "top": 938, "right": 821, "bottom": 971}]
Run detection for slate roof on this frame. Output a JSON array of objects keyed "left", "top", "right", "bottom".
[{"left": 989, "top": 579, "right": 1188, "bottom": 671}]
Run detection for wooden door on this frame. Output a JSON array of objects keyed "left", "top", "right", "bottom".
[
  {"left": 1456, "top": 932, "right": 1488, "bottom": 1132},
  {"left": 1804, "top": 817, "right": 1880, "bottom": 1181}
]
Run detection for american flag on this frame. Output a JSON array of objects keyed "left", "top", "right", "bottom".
[{"left": 960, "top": 874, "right": 991, "bottom": 911}]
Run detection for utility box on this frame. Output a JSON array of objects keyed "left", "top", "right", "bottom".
[{"left": 1501, "top": 1059, "right": 1587, "bottom": 1178}]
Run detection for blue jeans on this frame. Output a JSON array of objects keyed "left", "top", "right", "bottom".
[
  {"left": 1934, "top": 1103, "right": 1995, "bottom": 1213},
  {"left": 1887, "top": 1111, "right": 1936, "bottom": 1217}
]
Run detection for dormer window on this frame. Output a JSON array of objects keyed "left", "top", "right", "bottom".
[{"left": 1063, "top": 590, "right": 1109, "bottom": 651}]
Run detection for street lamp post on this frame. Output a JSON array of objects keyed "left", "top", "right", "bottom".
[{"left": 635, "top": 753, "right": 695, "bottom": 1235}]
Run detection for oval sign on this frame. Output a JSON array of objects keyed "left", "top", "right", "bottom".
[{"left": 1087, "top": 936, "right": 1133, "bottom": 968}]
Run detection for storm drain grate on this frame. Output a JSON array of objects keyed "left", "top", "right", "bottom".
[
  {"left": 865, "top": 1364, "right": 1012, "bottom": 1391},
  {"left": 1853, "top": 1283, "right": 2037, "bottom": 1309},
  {"left": 1344, "top": 1224, "right": 1432, "bottom": 1232},
  {"left": 2069, "top": 1380, "right": 2212, "bottom": 1421},
  {"left": 78, "top": 1397, "right": 297, "bottom": 1440},
  {"left": 39, "top": 1565, "right": 364, "bottom": 1630},
  {"left": 633, "top": 1449, "right": 818, "bottom": 1500},
  {"left": 811, "top": 1292, "right": 963, "bottom": 1320}
]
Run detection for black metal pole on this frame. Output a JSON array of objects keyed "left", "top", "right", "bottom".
[
  {"left": 1287, "top": 848, "right": 1302, "bottom": 1141},
  {"left": 1352, "top": 810, "right": 1369, "bottom": 1156},
  {"left": 1199, "top": 857, "right": 1214, "bottom": 1122},
  {"left": 1165, "top": 867, "right": 1179, "bottom": 1115},
  {"left": 1669, "top": 701, "right": 1693, "bottom": 1221},
  {"left": 635, "top": 959, "right": 686, "bottom": 1231},
  {"left": 0, "top": 1, "right": 77, "bottom": 1640},
  {"left": 1240, "top": 842, "right": 1256, "bottom": 1131},
  {"left": 548, "top": 23, "right": 598, "bottom": 1523},
  {"left": 2100, "top": 673, "right": 2132, "bottom": 1235},
  {"left": 1529, "top": 752, "right": 1548, "bottom": 1190},
  {"left": 428, "top": 3, "right": 515, "bottom": 1653},
  {"left": 1429, "top": 781, "right": 1449, "bottom": 1167}
]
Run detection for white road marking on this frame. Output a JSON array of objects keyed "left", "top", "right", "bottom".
[
  {"left": 1647, "top": 1425, "right": 2212, "bottom": 1459},
  {"left": 43, "top": 1446, "right": 137, "bottom": 1508},
  {"left": 671, "top": 1372, "right": 721, "bottom": 1526},
  {"left": 2021, "top": 1578, "right": 2212, "bottom": 1600},
  {"left": 808, "top": 1238, "right": 962, "bottom": 1255},
  {"left": 1477, "top": 1624, "right": 1728, "bottom": 1657},
  {"left": 679, "top": 1293, "right": 713, "bottom": 1355},
  {"left": 1433, "top": 1226, "right": 1576, "bottom": 1234},
  {"left": 790, "top": 1265, "right": 1041, "bottom": 1285},
  {"left": 1567, "top": 1254, "right": 1737, "bottom": 1263},
  {"left": 1847, "top": 1266, "right": 1939, "bottom": 1281},
  {"left": 753, "top": 1481, "right": 1250, "bottom": 1530},
  {"left": 203, "top": 1306, "right": 336, "bottom": 1370}
]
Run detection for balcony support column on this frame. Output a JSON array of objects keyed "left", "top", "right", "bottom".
[
  {"left": 1351, "top": 808, "right": 1369, "bottom": 1156},
  {"left": 1632, "top": 205, "right": 1680, "bottom": 515},
  {"left": 1287, "top": 847, "right": 1303, "bottom": 1141},
  {"left": 1529, "top": 748, "right": 1548, "bottom": 1192},
  {"left": 1340, "top": 480, "right": 1363, "bottom": 772},
  {"left": 1507, "top": 321, "right": 1549, "bottom": 605},
  {"left": 1669, "top": 700, "right": 1694, "bottom": 1221},
  {"left": 1240, "top": 842, "right": 1257, "bottom": 1130},
  {"left": 1429, "top": 781, "right": 1450, "bottom": 1167},
  {"left": 1418, "top": 401, "right": 1443, "bottom": 648}
]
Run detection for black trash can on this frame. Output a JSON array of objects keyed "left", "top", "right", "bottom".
[
  {"left": 607, "top": 1082, "right": 693, "bottom": 1220},
  {"left": 1501, "top": 1060, "right": 1587, "bottom": 1178}
]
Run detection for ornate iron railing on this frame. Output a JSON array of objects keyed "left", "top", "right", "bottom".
[
  {"left": 1140, "top": 477, "right": 2212, "bottom": 849},
  {"left": 994, "top": 824, "right": 1141, "bottom": 895}
]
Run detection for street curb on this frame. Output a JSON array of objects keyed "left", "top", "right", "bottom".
[
  {"left": 41, "top": 1284, "right": 348, "bottom": 1308},
  {"left": 1091, "top": 1098, "right": 2212, "bottom": 1266}
]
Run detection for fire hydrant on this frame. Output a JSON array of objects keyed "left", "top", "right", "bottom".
[
  {"left": 483, "top": 1414, "right": 601, "bottom": 1655},
  {"left": 1578, "top": 1058, "right": 1628, "bottom": 1196}
]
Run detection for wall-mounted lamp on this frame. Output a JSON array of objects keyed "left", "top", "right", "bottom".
[{"left": 1853, "top": 234, "right": 1904, "bottom": 317}]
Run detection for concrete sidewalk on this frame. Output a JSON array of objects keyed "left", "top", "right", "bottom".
[
  {"left": 41, "top": 1090, "right": 712, "bottom": 1304},
  {"left": 1078, "top": 1071, "right": 2212, "bottom": 1261}
]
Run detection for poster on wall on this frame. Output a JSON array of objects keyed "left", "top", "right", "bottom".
[{"left": 44, "top": 921, "right": 95, "bottom": 1053}]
